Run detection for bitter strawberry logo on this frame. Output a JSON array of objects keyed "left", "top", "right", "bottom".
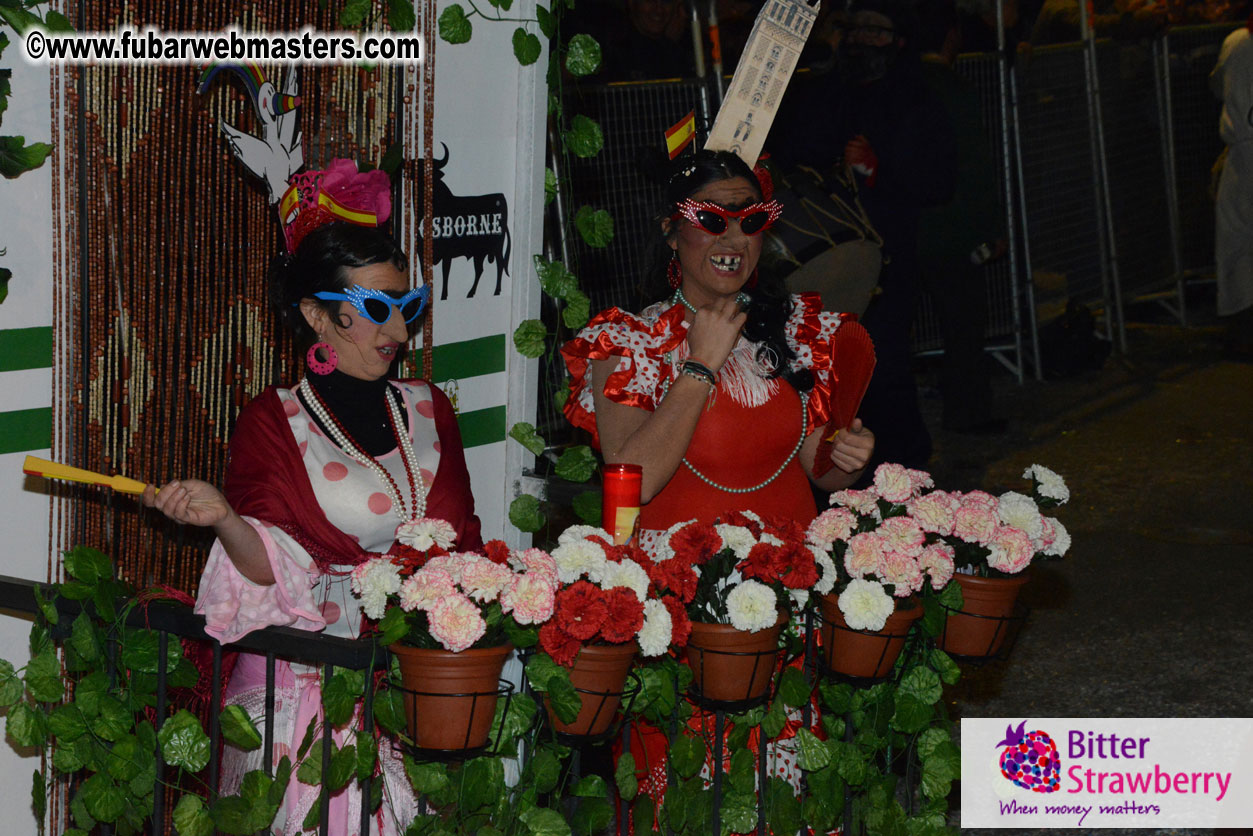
[{"left": 996, "top": 720, "right": 1061, "bottom": 793}]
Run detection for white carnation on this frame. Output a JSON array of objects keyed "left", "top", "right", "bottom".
[
  {"left": 837, "top": 578, "right": 894, "bottom": 631},
  {"left": 638, "top": 599, "right": 673, "bottom": 657},
  {"left": 350, "top": 559, "right": 402, "bottom": 620},
  {"left": 726, "top": 580, "right": 778, "bottom": 633},
  {"left": 789, "top": 588, "right": 810, "bottom": 609},
  {"left": 551, "top": 538, "right": 608, "bottom": 584},
  {"left": 395, "top": 517, "right": 458, "bottom": 551},
  {"left": 1043, "top": 517, "right": 1071, "bottom": 557},
  {"left": 997, "top": 491, "right": 1045, "bottom": 541},
  {"left": 1023, "top": 464, "right": 1070, "bottom": 504},
  {"left": 558, "top": 524, "right": 613, "bottom": 545},
  {"left": 811, "top": 544, "right": 838, "bottom": 596},
  {"left": 714, "top": 524, "right": 756, "bottom": 561},
  {"left": 600, "top": 558, "right": 650, "bottom": 600}
]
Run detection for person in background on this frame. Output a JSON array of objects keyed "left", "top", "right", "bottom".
[
  {"left": 917, "top": 0, "right": 1008, "bottom": 433},
  {"left": 1211, "top": 16, "right": 1253, "bottom": 357}
]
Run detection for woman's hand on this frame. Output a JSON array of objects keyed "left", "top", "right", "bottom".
[
  {"left": 143, "top": 479, "right": 233, "bottom": 528},
  {"left": 684, "top": 295, "right": 748, "bottom": 373},
  {"left": 827, "top": 418, "right": 875, "bottom": 473}
]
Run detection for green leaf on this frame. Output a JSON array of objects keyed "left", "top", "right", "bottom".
[
  {"left": 25, "top": 645, "right": 63, "bottom": 702},
  {"left": 405, "top": 757, "right": 450, "bottom": 795},
  {"left": 327, "top": 741, "right": 356, "bottom": 791},
  {"left": 819, "top": 681, "right": 854, "bottom": 715},
  {"left": 0, "top": 7, "right": 39, "bottom": 36},
  {"left": 573, "top": 206, "right": 614, "bottom": 248},
  {"left": 357, "top": 733, "right": 377, "bottom": 781},
  {"left": 107, "top": 733, "right": 147, "bottom": 782},
  {"left": 572, "top": 774, "right": 608, "bottom": 798},
  {"left": 219, "top": 705, "right": 262, "bottom": 751},
  {"left": 728, "top": 748, "right": 755, "bottom": 795},
  {"left": 776, "top": 667, "right": 811, "bottom": 709},
  {"left": 520, "top": 806, "right": 572, "bottom": 836},
  {"left": 322, "top": 671, "right": 357, "bottom": 728},
  {"left": 938, "top": 579, "right": 964, "bottom": 611},
  {"left": 92, "top": 695, "right": 131, "bottom": 741},
  {"left": 437, "top": 3, "right": 472, "bottom": 44},
  {"left": 67, "top": 612, "right": 98, "bottom": 663},
  {"left": 48, "top": 703, "right": 87, "bottom": 742},
  {"left": 554, "top": 384, "right": 570, "bottom": 412},
  {"left": 173, "top": 795, "right": 213, "bottom": 836},
  {"left": 462, "top": 757, "right": 504, "bottom": 812},
  {"left": 509, "top": 494, "right": 545, "bottom": 533},
  {"left": 669, "top": 734, "right": 704, "bottom": 779},
  {"left": 31, "top": 585, "right": 57, "bottom": 625},
  {"left": 79, "top": 773, "right": 126, "bottom": 823},
  {"left": 614, "top": 750, "right": 638, "bottom": 801},
  {"left": 297, "top": 740, "right": 323, "bottom": 784},
  {"left": 159, "top": 710, "right": 211, "bottom": 772},
  {"left": 573, "top": 797, "right": 613, "bottom": 836},
  {"left": 338, "top": 0, "right": 370, "bottom": 26},
  {"left": 513, "top": 27, "right": 542, "bottom": 66},
  {"left": 564, "top": 115, "right": 603, "bottom": 159},
  {"left": 75, "top": 672, "right": 108, "bottom": 716},
  {"left": 931, "top": 648, "right": 961, "bottom": 685},
  {"left": 830, "top": 739, "right": 869, "bottom": 785},
  {"left": 0, "top": 659, "right": 22, "bottom": 708},
  {"left": 565, "top": 33, "right": 602, "bottom": 77},
  {"left": 121, "top": 630, "right": 161, "bottom": 674},
  {"left": 64, "top": 545, "right": 111, "bottom": 585},
  {"left": 571, "top": 490, "right": 602, "bottom": 525},
  {"left": 534, "top": 255, "right": 578, "bottom": 301},
  {"left": 512, "top": 318, "right": 548, "bottom": 358},
  {"left": 721, "top": 791, "right": 757, "bottom": 834},
  {"left": 544, "top": 167, "right": 557, "bottom": 206},
  {"left": 52, "top": 735, "right": 90, "bottom": 772},
  {"left": 373, "top": 686, "right": 406, "bottom": 735},
  {"left": 795, "top": 728, "right": 831, "bottom": 771},
  {"left": 296, "top": 716, "right": 318, "bottom": 761},
  {"left": 632, "top": 795, "right": 655, "bottom": 835},
  {"left": 32, "top": 769, "right": 45, "bottom": 821},
  {"left": 0, "top": 268, "right": 10, "bottom": 304},
  {"left": 546, "top": 673, "right": 581, "bottom": 724},
  {"left": 761, "top": 700, "right": 787, "bottom": 739},
  {"left": 509, "top": 422, "right": 546, "bottom": 457},
  {"left": 898, "top": 666, "right": 942, "bottom": 706},
  {"left": 554, "top": 445, "right": 597, "bottom": 482},
  {"left": 388, "top": 0, "right": 416, "bottom": 30},
  {"left": 890, "top": 692, "right": 932, "bottom": 734},
  {"left": 301, "top": 796, "right": 322, "bottom": 833},
  {"left": 525, "top": 746, "right": 561, "bottom": 794},
  {"left": 536, "top": 4, "right": 556, "bottom": 39},
  {"left": 378, "top": 606, "right": 409, "bottom": 646},
  {"left": 561, "top": 289, "right": 591, "bottom": 330},
  {"left": 42, "top": 9, "right": 75, "bottom": 31}
]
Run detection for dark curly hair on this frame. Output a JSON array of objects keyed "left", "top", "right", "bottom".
[
  {"left": 644, "top": 149, "right": 813, "bottom": 394},
  {"left": 268, "top": 222, "right": 410, "bottom": 345}
]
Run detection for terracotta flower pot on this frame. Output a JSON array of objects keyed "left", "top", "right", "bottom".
[
  {"left": 390, "top": 643, "right": 512, "bottom": 751},
  {"left": 685, "top": 615, "right": 784, "bottom": 704},
  {"left": 547, "top": 641, "right": 638, "bottom": 737},
  {"left": 937, "top": 573, "right": 1030, "bottom": 658},
  {"left": 818, "top": 594, "right": 922, "bottom": 679}
]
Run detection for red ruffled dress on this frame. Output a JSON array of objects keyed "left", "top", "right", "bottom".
[{"left": 561, "top": 293, "right": 848, "bottom": 831}]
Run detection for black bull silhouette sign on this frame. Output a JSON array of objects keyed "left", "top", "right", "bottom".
[{"left": 417, "top": 145, "right": 511, "bottom": 300}]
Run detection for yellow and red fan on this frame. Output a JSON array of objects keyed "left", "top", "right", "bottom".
[
  {"left": 812, "top": 319, "right": 876, "bottom": 478},
  {"left": 22, "top": 456, "right": 149, "bottom": 495}
]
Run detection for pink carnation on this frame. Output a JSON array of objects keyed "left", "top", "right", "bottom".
[
  {"left": 881, "top": 551, "right": 924, "bottom": 596},
  {"left": 908, "top": 491, "right": 960, "bottom": 536},
  {"left": 501, "top": 574, "right": 557, "bottom": 625},
  {"left": 806, "top": 508, "right": 858, "bottom": 546},
  {"left": 398, "top": 568, "right": 456, "bottom": 612},
  {"left": 906, "top": 468, "right": 936, "bottom": 493},
  {"left": 844, "top": 532, "right": 885, "bottom": 579},
  {"left": 830, "top": 488, "right": 880, "bottom": 517},
  {"left": 423, "top": 554, "right": 466, "bottom": 583},
  {"left": 511, "top": 547, "right": 558, "bottom": 585},
  {"left": 877, "top": 516, "right": 926, "bottom": 557},
  {"left": 985, "top": 525, "right": 1035, "bottom": 574},
  {"left": 919, "top": 543, "right": 955, "bottom": 590},
  {"left": 960, "top": 490, "right": 999, "bottom": 511},
  {"left": 953, "top": 505, "right": 1000, "bottom": 544},
  {"left": 459, "top": 557, "right": 515, "bottom": 603},
  {"left": 873, "top": 463, "right": 915, "bottom": 504},
  {"left": 427, "top": 593, "right": 487, "bottom": 652}
]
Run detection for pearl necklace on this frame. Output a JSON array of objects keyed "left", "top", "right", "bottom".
[
  {"left": 297, "top": 381, "right": 428, "bottom": 523},
  {"left": 671, "top": 287, "right": 751, "bottom": 314}
]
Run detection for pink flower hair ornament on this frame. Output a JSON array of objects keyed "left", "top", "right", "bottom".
[{"left": 279, "top": 159, "right": 392, "bottom": 253}]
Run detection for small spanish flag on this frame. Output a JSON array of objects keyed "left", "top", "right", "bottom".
[{"left": 665, "top": 110, "right": 697, "bottom": 159}]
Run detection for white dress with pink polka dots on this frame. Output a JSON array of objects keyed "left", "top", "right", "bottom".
[{"left": 195, "top": 380, "right": 442, "bottom": 836}]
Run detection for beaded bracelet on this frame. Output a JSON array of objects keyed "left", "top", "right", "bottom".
[
  {"left": 680, "top": 366, "right": 716, "bottom": 388},
  {"left": 680, "top": 359, "right": 718, "bottom": 387}
]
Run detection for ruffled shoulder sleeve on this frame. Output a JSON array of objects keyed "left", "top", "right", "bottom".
[
  {"left": 559, "top": 304, "right": 689, "bottom": 447},
  {"left": 784, "top": 292, "right": 855, "bottom": 429}
]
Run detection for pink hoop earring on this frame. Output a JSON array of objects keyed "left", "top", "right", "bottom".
[
  {"left": 306, "top": 342, "right": 338, "bottom": 375},
  {"left": 667, "top": 252, "right": 682, "bottom": 290}
]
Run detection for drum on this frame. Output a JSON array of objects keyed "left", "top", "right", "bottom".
[{"left": 766, "top": 165, "right": 883, "bottom": 316}]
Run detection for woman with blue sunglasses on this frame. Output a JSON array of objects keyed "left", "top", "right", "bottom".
[{"left": 145, "top": 220, "right": 480, "bottom": 835}]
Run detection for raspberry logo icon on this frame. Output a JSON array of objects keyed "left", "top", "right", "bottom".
[{"left": 996, "top": 720, "right": 1061, "bottom": 793}]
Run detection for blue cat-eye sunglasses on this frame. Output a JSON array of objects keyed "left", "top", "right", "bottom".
[{"left": 308, "top": 283, "right": 431, "bottom": 325}]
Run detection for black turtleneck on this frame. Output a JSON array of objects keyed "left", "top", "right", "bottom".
[{"left": 300, "top": 370, "right": 409, "bottom": 457}]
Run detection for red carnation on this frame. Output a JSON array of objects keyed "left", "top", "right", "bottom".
[
  {"left": 777, "top": 542, "right": 820, "bottom": 589},
  {"left": 662, "top": 595, "right": 692, "bottom": 649},
  {"left": 388, "top": 542, "right": 428, "bottom": 576},
  {"left": 669, "top": 523, "right": 723, "bottom": 565},
  {"left": 600, "top": 588, "right": 646, "bottom": 644},
  {"left": 649, "top": 559, "right": 700, "bottom": 604},
  {"left": 482, "top": 539, "right": 512, "bottom": 565},
  {"left": 738, "top": 542, "right": 785, "bottom": 584},
  {"left": 722, "top": 510, "right": 763, "bottom": 537},
  {"left": 760, "top": 515, "right": 806, "bottom": 546},
  {"left": 539, "top": 622, "right": 583, "bottom": 667},
  {"left": 554, "top": 580, "right": 609, "bottom": 641}
]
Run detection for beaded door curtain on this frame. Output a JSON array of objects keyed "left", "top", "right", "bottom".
[{"left": 48, "top": 0, "right": 439, "bottom": 593}]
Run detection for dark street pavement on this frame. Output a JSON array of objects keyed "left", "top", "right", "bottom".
[{"left": 914, "top": 290, "right": 1253, "bottom": 835}]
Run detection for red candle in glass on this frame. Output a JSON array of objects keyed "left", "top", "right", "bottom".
[{"left": 602, "top": 463, "right": 642, "bottom": 546}]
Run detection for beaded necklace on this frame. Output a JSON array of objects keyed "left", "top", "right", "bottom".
[
  {"left": 297, "top": 381, "right": 429, "bottom": 524},
  {"left": 671, "top": 287, "right": 751, "bottom": 314}
]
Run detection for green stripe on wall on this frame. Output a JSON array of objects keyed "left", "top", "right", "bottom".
[
  {"left": 0, "top": 327, "right": 54, "bottom": 372},
  {"left": 0, "top": 407, "right": 52, "bottom": 454},
  {"left": 412, "top": 334, "right": 506, "bottom": 383},
  {"left": 456, "top": 405, "right": 506, "bottom": 449}
]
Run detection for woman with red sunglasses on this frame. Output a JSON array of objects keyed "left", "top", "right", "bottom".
[{"left": 563, "top": 150, "right": 875, "bottom": 545}]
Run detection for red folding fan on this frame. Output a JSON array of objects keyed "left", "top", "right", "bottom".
[{"left": 812, "top": 319, "right": 876, "bottom": 478}]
